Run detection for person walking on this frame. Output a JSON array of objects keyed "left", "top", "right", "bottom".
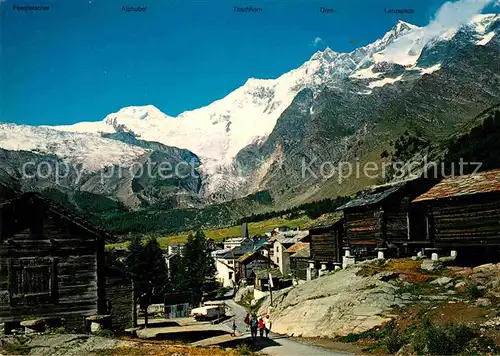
[
  {"left": 231, "top": 319, "right": 237, "bottom": 336},
  {"left": 264, "top": 314, "right": 272, "bottom": 338},
  {"left": 244, "top": 313, "right": 250, "bottom": 332},
  {"left": 258, "top": 317, "right": 265, "bottom": 338},
  {"left": 250, "top": 315, "right": 258, "bottom": 339}
]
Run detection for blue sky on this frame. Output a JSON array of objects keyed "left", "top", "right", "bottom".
[{"left": 1, "top": 0, "right": 498, "bottom": 125}]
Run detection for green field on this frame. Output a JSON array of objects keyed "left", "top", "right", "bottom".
[{"left": 106, "top": 213, "right": 340, "bottom": 250}]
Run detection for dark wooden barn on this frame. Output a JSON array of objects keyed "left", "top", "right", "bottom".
[
  {"left": 288, "top": 242, "right": 310, "bottom": 281},
  {"left": 338, "top": 178, "right": 435, "bottom": 257},
  {"left": 0, "top": 192, "right": 108, "bottom": 330},
  {"left": 412, "top": 169, "right": 500, "bottom": 248},
  {"left": 309, "top": 220, "right": 344, "bottom": 267}
]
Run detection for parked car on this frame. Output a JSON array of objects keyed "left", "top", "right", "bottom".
[{"left": 189, "top": 304, "right": 225, "bottom": 321}]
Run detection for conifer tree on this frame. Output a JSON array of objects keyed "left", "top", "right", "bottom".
[
  {"left": 183, "top": 230, "right": 216, "bottom": 305},
  {"left": 124, "top": 236, "right": 169, "bottom": 327}
]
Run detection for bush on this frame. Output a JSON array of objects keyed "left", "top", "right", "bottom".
[
  {"left": 465, "top": 284, "right": 485, "bottom": 299},
  {"left": 386, "top": 331, "right": 406, "bottom": 354},
  {"left": 93, "top": 329, "right": 116, "bottom": 338},
  {"left": 342, "top": 333, "right": 361, "bottom": 343},
  {"left": 216, "top": 286, "right": 232, "bottom": 298},
  {"left": 2, "top": 336, "right": 31, "bottom": 355},
  {"left": 412, "top": 319, "right": 476, "bottom": 355},
  {"left": 236, "top": 343, "right": 258, "bottom": 355},
  {"left": 340, "top": 320, "right": 396, "bottom": 343},
  {"left": 249, "top": 297, "right": 266, "bottom": 315}
]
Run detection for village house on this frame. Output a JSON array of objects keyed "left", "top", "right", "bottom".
[
  {"left": 337, "top": 177, "right": 435, "bottom": 259},
  {"left": 412, "top": 169, "right": 500, "bottom": 254},
  {"left": 213, "top": 245, "right": 253, "bottom": 288},
  {"left": 236, "top": 237, "right": 270, "bottom": 283},
  {"left": 272, "top": 230, "right": 310, "bottom": 277},
  {"left": 271, "top": 226, "right": 291, "bottom": 236},
  {"left": 308, "top": 219, "right": 344, "bottom": 276},
  {"left": 0, "top": 192, "right": 109, "bottom": 332},
  {"left": 223, "top": 223, "right": 253, "bottom": 250},
  {"left": 288, "top": 242, "right": 310, "bottom": 282},
  {"left": 212, "top": 248, "right": 236, "bottom": 288}
]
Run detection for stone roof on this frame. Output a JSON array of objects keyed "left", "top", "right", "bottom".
[
  {"left": 413, "top": 169, "right": 500, "bottom": 202},
  {"left": 290, "top": 244, "right": 310, "bottom": 259},
  {"left": 275, "top": 230, "right": 309, "bottom": 245},
  {"left": 255, "top": 267, "right": 282, "bottom": 279},
  {"left": 286, "top": 242, "right": 309, "bottom": 254},
  {"left": 0, "top": 192, "right": 112, "bottom": 241},
  {"left": 337, "top": 182, "right": 406, "bottom": 210}
]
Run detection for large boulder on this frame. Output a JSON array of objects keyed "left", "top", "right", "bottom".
[
  {"left": 257, "top": 267, "right": 409, "bottom": 338},
  {"left": 421, "top": 259, "right": 443, "bottom": 272},
  {"left": 234, "top": 285, "right": 254, "bottom": 303}
]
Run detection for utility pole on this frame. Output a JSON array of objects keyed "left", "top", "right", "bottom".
[
  {"left": 268, "top": 273, "right": 273, "bottom": 307},
  {"left": 267, "top": 244, "right": 273, "bottom": 307}
]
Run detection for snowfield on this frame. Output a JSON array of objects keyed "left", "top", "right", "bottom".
[{"left": 0, "top": 123, "right": 148, "bottom": 172}]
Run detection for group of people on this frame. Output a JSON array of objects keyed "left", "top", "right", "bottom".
[{"left": 244, "top": 313, "right": 271, "bottom": 339}]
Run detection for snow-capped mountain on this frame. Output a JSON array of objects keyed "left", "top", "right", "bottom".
[
  {"left": 1, "top": 13, "right": 499, "bottom": 209},
  {"left": 0, "top": 123, "right": 148, "bottom": 171},
  {"left": 50, "top": 15, "right": 497, "bottom": 159},
  {"left": 47, "top": 20, "right": 422, "bottom": 158}
]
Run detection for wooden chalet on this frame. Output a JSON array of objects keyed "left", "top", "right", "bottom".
[
  {"left": 237, "top": 250, "right": 268, "bottom": 282},
  {"left": 0, "top": 192, "right": 108, "bottom": 330},
  {"left": 338, "top": 178, "right": 435, "bottom": 256},
  {"left": 288, "top": 242, "right": 310, "bottom": 281},
  {"left": 412, "top": 169, "right": 500, "bottom": 248},
  {"left": 309, "top": 219, "right": 344, "bottom": 268}
]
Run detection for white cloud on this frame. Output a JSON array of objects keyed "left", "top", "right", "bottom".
[
  {"left": 310, "top": 37, "right": 323, "bottom": 47},
  {"left": 428, "top": 0, "right": 492, "bottom": 30},
  {"left": 381, "top": 0, "right": 495, "bottom": 64}
]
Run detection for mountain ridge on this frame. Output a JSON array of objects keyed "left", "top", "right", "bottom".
[{"left": 0, "top": 14, "right": 499, "bottom": 225}]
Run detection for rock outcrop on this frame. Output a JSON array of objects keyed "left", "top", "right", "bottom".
[{"left": 258, "top": 265, "right": 409, "bottom": 338}]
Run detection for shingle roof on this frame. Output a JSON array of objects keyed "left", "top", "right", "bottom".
[
  {"left": 255, "top": 267, "right": 282, "bottom": 279},
  {"left": 221, "top": 245, "right": 252, "bottom": 259},
  {"left": 1, "top": 192, "right": 112, "bottom": 241},
  {"left": 290, "top": 244, "right": 310, "bottom": 259},
  {"left": 337, "top": 182, "right": 406, "bottom": 210},
  {"left": 307, "top": 212, "right": 343, "bottom": 229},
  {"left": 413, "top": 169, "right": 500, "bottom": 202},
  {"left": 275, "top": 230, "right": 309, "bottom": 245},
  {"left": 286, "top": 242, "right": 309, "bottom": 254}
]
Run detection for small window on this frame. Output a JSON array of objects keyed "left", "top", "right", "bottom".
[
  {"left": 9, "top": 258, "right": 57, "bottom": 304},
  {"left": 228, "top": 271, "right": 233, "bottom": 280}
]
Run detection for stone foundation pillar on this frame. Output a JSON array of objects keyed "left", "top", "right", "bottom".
[
  {"left": 450, "top": 250, "right": 457, "bottom": 258},
  {"left": 431, "top": 253, "right": 439, "bottom": 261},
  {"left": 342, "top": 255, "right": 356, "bottom": 269},
  {"left": 377, "top": 251, "right": 385, "bottom": 259},
  {"left": 318, "top": 262, "right": 328, "bottom": 277}
]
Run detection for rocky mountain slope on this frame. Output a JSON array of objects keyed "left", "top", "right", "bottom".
[{"left": 0, "top": 14, "right": 499, "bottom": 229}]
